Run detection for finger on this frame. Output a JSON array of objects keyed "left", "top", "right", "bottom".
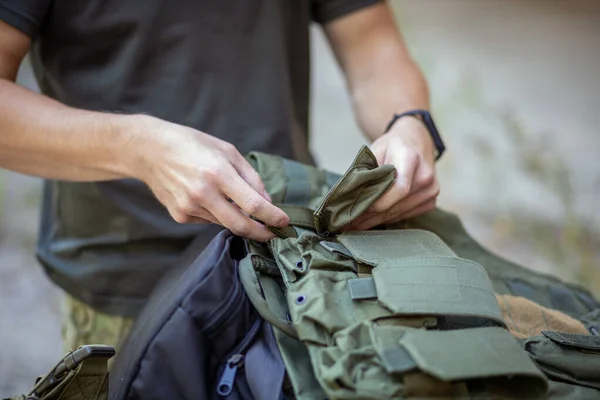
[
  {"left": 377, "top": 182, "right": 436, "bottom": 220},
  {"left": 187, "top": 207, "right": 220, "bottom": 225},
  {"left": 206, "top": 192, "right": 277, "bottom": 241},
  {"left": 223, "top": 144, "right": 272, "bottom": 201},
  {"left": 355, "top": 194, "right": 437, "bottom": 230},
  {"left": 396, "top": 199, "right": 437, "bottom": 220},
  {"left": 342, "top": 176, "right": 438, "bottom": 231},
  {"left": 170, "top": 205, "right": 220, "bottom": 225},
  {"left": 351, "top": 211, "right": 389, "bottom": 231},
  {"left": 369, "top": 152, "right": 419, "bottom": 213},
  {"left": 220, "top": 170, "right": 289, "bottom": 228},
  {"left": 408, "top": 156, "right": 436, "bottom": 193}
]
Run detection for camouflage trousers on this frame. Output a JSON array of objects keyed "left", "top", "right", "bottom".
[{"left": 62, "top": 295, "right": 135, "bottom": 366}]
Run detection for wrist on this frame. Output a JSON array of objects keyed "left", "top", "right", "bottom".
[
  {"left": 384, "top": 109, "right": 445, "bottom": 162},
  {"left": 107, "top": 113, "right": 156, "bottom": 181},
  {"left": 387, "top": 116, "right": 436, "bottom": 164}
]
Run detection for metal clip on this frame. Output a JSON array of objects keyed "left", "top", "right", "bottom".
[{"left": 28, "top": 345, "right": 115, "bottom": 398}]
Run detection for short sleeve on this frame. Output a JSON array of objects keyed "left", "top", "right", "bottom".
[
  {"left": 311, "top": 0, "right": 383, "bottom": 24},
  {"left": 0, "top": 0, "right": 52, "bottom": 38}
]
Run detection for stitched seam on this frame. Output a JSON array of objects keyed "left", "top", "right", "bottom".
[{"left": 349, "top": 184, "right": 367, "bottom": 220}]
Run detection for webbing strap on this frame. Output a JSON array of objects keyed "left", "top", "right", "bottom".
[
  {"left": 506, "top": 279, "right": 550, "bottom": 309},
  {"left": 277, "top": 205, "right": 315, "bottom": 229},
  {"left": 542, "top": 330, "right": 600, "bottom": 351},
  {"left": 282, "top": 159, "right": 311, "bottom": 206},
  {"left": 268, "top": 205, "right": 315, "bottom": 239},
  {"left": 577, "top": 292, "right": 600, "bottom": 313},
  {"left": 347, "top": 277, "right": 377, "bottom": 300},
  {"left": 239, "top": 255, "right": 297, "bottom": 338},
  {"left": 319, "top": 241, "right": 353, "bottom": 258},
  {"left": 549, "top": 283, "right": 581, "bottom": 316},
  {"left": 379, "top": 347, "right": 417, "bottom": 374}
]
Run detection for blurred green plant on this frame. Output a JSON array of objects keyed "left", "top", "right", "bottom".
[{"left": 435, "top": 72, "right": 600, "bottom": 293}]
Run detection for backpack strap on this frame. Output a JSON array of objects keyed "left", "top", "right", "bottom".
[{"left": 239, "top": 254, "right": 297, "bottom": 338}]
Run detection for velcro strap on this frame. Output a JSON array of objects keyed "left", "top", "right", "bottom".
[
  {"left": 348, "top": 278, "right": 377, "bottom": 300},
  {"left": 277, "top": 205, "right": 315, "bottom": 229},
  {"left": 542, "top": 330, "right": 600, "bottom": 351},
  {"left": 338, "top": 230, "right": 505, "bottom": 327},
  {"left": 268, "top": 205, "right": 316, "bottom": 239},
  {"left": 319, "top": 241, "right": 353, "bottom": 259},
  {"left": 337, "top": 230, "right": 456, "bottom": 265},
  {"left": 282, "top": 158, "right": 311, "bottom": 206},
  {"left": 396, "top": 327, "right": 548, "bottom": 398},
  {"left": 372, "top": 257, "right": 505, "bottom": 326}
]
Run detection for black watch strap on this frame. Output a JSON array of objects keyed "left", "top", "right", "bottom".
[{"left": 384, "top": 110, "right": 446, "bottom": 161}]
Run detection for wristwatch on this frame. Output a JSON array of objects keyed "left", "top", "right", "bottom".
[{"left": 384, "top": 110, "right": 446, "bottom": 161}]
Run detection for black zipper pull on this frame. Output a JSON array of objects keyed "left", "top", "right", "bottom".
[{"left": 217, "top": 354, "right": 245, "bottom": 397}]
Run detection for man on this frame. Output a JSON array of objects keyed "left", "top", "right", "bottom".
[{"left": 0, "top": 0, "right": 440, "bottom": 351}]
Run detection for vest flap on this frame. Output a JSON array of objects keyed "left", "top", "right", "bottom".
[
  {"left": 399, "top": 327, "right": 548, "bottom": 397},
  {"left": 372, "top": 257, "right": 505, "bottom": 326}
]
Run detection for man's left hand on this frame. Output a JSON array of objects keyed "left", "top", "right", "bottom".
[{"left": 346, "top": 116, "right": 440, "bottom": 230}]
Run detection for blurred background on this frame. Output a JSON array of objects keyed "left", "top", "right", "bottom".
[{"left": 1, "top": 0, "right": 599, "bottom": 394}]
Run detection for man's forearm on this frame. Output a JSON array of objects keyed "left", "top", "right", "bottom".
[
  {"left": 349, "top": 42, "right": 429, "bottom": 142},
  {"left": 324, "top": 3, "right": 430, "bottom": 142},
  {"left": 0, "top": 78, "right": 140, "bottom": 181}
]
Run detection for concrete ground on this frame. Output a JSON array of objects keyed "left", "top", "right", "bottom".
[{"left": 1, "top": 0, "right": 599, "bottom": 395}]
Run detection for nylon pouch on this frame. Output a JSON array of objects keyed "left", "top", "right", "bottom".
[
  {"left": 314, "top": 323, "right": 547, "bottom": 399},
  {"left": 524, "top": 331, "right": 600, "bottom": 391},
  {"left": 338, "top": 230, "right": 506, "bottom": 328}
]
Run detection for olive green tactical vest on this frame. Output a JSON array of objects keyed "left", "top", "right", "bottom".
[
  {"left": 8, "top": 147, "right": 599, "bottom": 400},
  {"left": 241, "top": 146, "right": 600, "bottom": 399}
]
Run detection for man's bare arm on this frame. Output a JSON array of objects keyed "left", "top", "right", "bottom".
[
  {"left": 0, "top": 20, "right": 287, "bottom": 240},
  {"left": 323, "top": 2, "right": 430, "bottom": 144},
  {"left": 324, "top": 2, "right": 439, "bottom": 228},
  {"left": 0, "top": 20, "right": 137, "bottom": 181}
]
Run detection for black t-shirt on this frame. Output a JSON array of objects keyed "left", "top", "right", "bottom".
[{"left": 0, "top": 0, "right": 380, "bottom": 316}]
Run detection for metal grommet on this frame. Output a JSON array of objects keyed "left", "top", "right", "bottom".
[
  {"left": 295, "top": 260, "right": 304, "bottom": 271},
  {"left": 295, "top": 295, "right": 306, "bottom": 305}
]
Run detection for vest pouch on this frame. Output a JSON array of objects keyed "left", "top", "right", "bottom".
[
  {"left": 396, "top": 326, "right": 548, "bottom": 399},
  {"left": 524, "top": 331, "right": 600, "bottom": 391},
  {"left": 313, "top": 322, "right": 548, "bottom": 399},
  {"left": 338, "top": 230, "right": 506, "bottom": 328}
]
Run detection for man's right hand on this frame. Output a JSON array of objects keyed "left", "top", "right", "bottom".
[
  {"left": 128, "top": 115, "right": 289, "bottom": 242},
  {"left": 0, "top": 19, "right": 287, "bottom": 241}
]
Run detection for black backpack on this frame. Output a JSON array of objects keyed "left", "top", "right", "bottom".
[{"left": 109, "top": 230, "right": 289, "bottom": 400}]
